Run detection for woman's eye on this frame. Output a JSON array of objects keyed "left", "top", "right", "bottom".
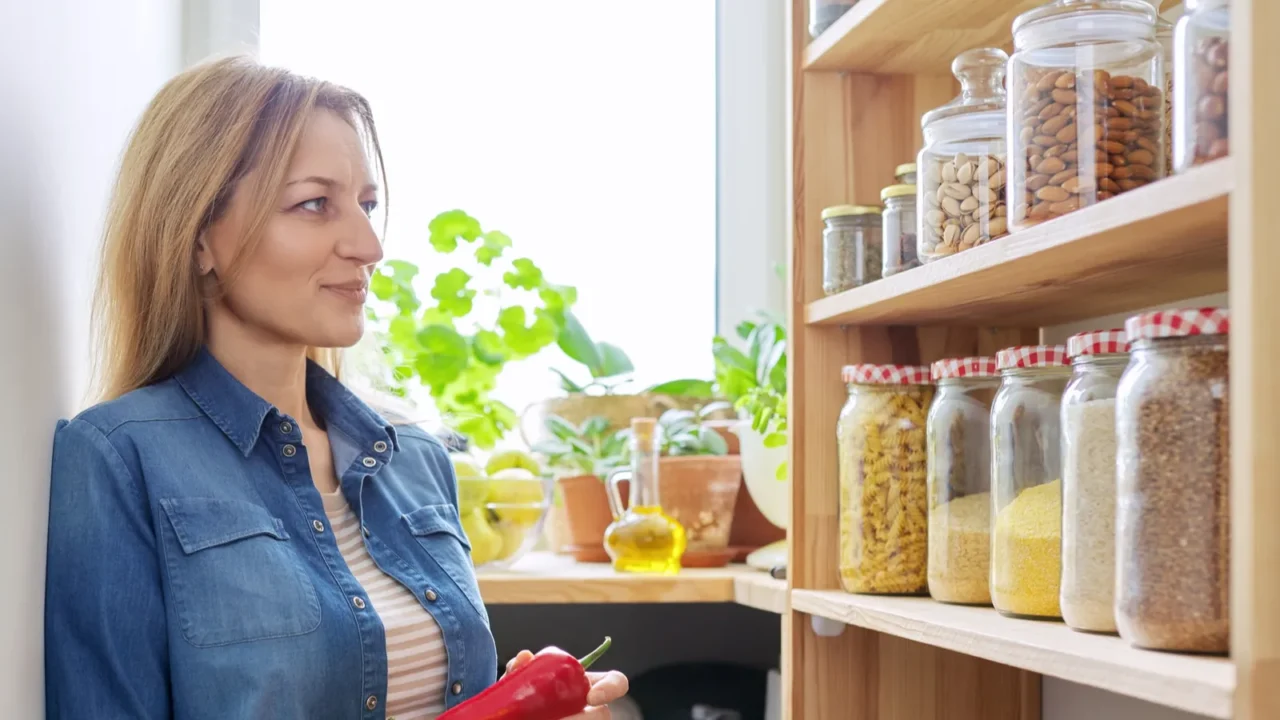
[
  {"left": 361, "top": 200, "right": 379, "bottom": 216},
  {"left": 298, "top": 197, "right": 327, "bottom": 213}
]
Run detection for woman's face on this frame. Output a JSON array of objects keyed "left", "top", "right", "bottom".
[{"left": 199, "top": 109, "right": 383, "bottom": 349}]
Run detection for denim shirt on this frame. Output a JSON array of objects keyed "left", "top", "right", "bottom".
[{"left": 45, "top": 348, "right": 497, "bottom": 719}]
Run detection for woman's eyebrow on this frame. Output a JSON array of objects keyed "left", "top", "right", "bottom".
[{"left": 285, "top": 176, "right": 378, "bottom": 194}]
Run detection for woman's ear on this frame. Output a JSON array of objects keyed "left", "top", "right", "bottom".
[{"left": 195, "top": 234, "right": 213, "bottom": 276}]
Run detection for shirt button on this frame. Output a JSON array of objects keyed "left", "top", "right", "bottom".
[
  {"left": 312, "top": 519, "right": 325, "bottom": 533},
  {"left": 362, "top": 526, "right": 370, "bottom": 538},
  {"left": 365, "top": 695, "right": 378, "bottom": 710},
  {"left": 352, "top": 596, "right": 366, "bottom": 610},
  {"left": 362, "top": 456, "right": 377, "bottom": 468},
  {"left": 280, "top": 421, "right": 293, "bottom": 434},
  {"left": 425, "top": 588, "right": 438, "bottom": 602},
  {"left": 282, "top": 444, "right": 297, "bottom": 458},
  {"left": 451, "top": 681, "right": 463, "bottom": 695},
  {"left": 373, "top": 440, "right": 388, "bottom": 453}
]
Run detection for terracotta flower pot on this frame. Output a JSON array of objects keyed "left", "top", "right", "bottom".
[
  {"left": 657, "top": 455, "right": 743, "bottom": 555},
  {"left": 557, "top": 473, "right": 613, "bottom": 562}
]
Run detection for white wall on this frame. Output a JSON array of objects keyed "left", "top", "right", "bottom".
[{"left": 0, "top": 0, "right": 182, "bottom": 714}]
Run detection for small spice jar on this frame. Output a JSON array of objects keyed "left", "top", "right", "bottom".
[
  {"left": 894, "top": 163, "right": 918, "bottom": 185},
  {"left": 880, "top": 184, "right": 920, "bottom": 277},
  {"left": 1116, "top": 308, "right": 1230, "bottom": 653},
  {"left": 990, "top": 345, "right": 1070, "bottom": 618},
  {"left": 1173, "top": 0, "right": 1230, "bottom": 170},
  {"left": 837, "top": 364, "right": 934, "bottom": 595},
  {"left": 1060, "top": 329, "right": 1129, "bottom": 634},
  {"left": 821, "top": 205, "right": 883, "bottom": 295},
  {"left": 926, "top": 357, "right": 1000, "bottom": 605}
]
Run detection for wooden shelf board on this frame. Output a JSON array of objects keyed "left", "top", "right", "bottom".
[
  {"left": 734, "top": 573, "right": 789, "bottom": 614},
  {"left": 791, "top": 589, "right": 1235, "bottom": 719},
  {"left": 806, "top": 158, "right": 1232, "bottom": 327},
  {"left": 476, "top": 552, "right": 770, "bottom": 606}
]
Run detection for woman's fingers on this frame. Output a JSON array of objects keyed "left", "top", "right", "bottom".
[
  {"left": 503, "top": 650, "right": 535, "bottom": 676},
  {"left": 585, "top": 670, "right": 629, "bottom": 706}
]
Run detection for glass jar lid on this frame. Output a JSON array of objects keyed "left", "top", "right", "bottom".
[
  {"left": 894, "top": 162, "right": 917, "bottom": 177},
  {"left": 880, "top": 184, "right": 916, "bottom": 202},
  {"left": 842, "top": 363, "right": 932, "bottom": 386},
  {"left": 1124, "top": 307, "right": 1230, "bottom": 340},
  {"left": 920, "top": 48, "right": 1008, "bottom": 132},
  {"left": 821, "top": 204, "right": 882, "bottom": 220},
  {"left": 1012, "top": 0, "right": 1157, "bottom": 48},
  {"left": 996, "top": 345, "right": 1069, "bottom": 370},
  {"left": 1066, "top": 329, "right": 1129, "bottom": 358}
]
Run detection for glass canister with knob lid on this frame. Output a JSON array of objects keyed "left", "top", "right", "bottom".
[
  {"left": 918, "top": 48, "right": 1011, "bottom": 262},
  {"left": 1007, "top": 0, "right": 1166, "bottom": 230},
  {"left": 990, "top": 345, "right": 1071, "bottom": 619},
  {"left": 1174, "top": 0, "right": 1230, "bottom": 170}
]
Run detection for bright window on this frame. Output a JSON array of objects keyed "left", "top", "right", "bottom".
[{"left": 260, "top": 0, "right": 718, "bottom": 440}]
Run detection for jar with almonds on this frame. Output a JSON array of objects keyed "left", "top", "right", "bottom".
[
  {"left": 1007, "top": 0, "right": 1166, "bottom": 230},
  {"left": 918, "top": 48, "right": 1011, "bottom": 262},
  {"left": 1174, "top": 0, "right": 1230, "bottom": 171}
]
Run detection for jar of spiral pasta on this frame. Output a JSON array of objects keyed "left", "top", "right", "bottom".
[
  {"left": 991, "top": 345, "right": 1070, "bottom": 618},
  {"left": 927, "top": 357, "right": 1000, "bottom": 605},
  {"left": 837, "top": 363, "right": 934, "bottom": 595}
]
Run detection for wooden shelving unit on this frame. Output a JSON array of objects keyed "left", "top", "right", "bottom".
[{"left": 783, "top": 1, "right": 1279, "bottom": 719}]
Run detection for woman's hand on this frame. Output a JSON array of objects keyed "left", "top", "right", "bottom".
[{"left": 504, "top": 650, "right": 630, "bottom": 719}]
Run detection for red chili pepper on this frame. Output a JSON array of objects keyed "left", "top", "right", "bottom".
[{"left": 437, "top": 637, "right": 612, "bottom": 720}]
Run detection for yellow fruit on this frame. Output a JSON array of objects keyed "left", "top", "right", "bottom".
[
  {"left": 490, "top": 503, "right": 545, "bottom": 526},
  {"left": 494, "top": 523, "right": 527, "bottom": 561},
  {"left": 460, "top": 507, "right": 502, "bottom": 566},
  {"left": 457, "top": 478, "right": 490, "bottom": 514},
  {"left": 450, "top": 453, "right": 484, "bottom": 479},
  {"left": 485, "top": 448, "right": 542, "bottom": 477},
  {"left": 487, "top": 469, "right": 544, "bottom": 504}
]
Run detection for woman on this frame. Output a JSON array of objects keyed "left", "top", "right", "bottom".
[{"left": 44, "top": 55, "right": 627, "bottom": 719}]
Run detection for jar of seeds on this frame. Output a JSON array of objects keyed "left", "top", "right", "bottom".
[
  {"left": 927, "top": 357, "right": 1000, "bottom": 605},
  {"left": 821, "top": 205, "right": 883, "bottom": 295},
  {"left": 1116, "top": 308, "right": 1230, "bottom": 654},
  {"left": 1174, "top": 0, "right": 1230, "bottom": 170},
  {"left": 1060, "top": 329, "right": 1129, "bottom": 634},
  {"left": 918, "top": 48, "right": 1010, "bottom": 262},
  {"left": 881, "top": 185, "right": 919, "bottom": 277}
]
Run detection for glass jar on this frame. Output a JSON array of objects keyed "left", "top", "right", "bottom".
[
  {"left": 990, "top": 345, "right": 1070, "bottom": 618},
  {"left": 837, "top": 364, "right": 934, "bottom": 595},
  {"left": 1060, "top": 329, "right": 1129, "bottom": 633},
  {"left": 1116, "top": 308, "right": 1230, "bottom": 653},
  {"left": 927, "top": 357, "right": 1000, "bottom": 605},
  {"left": 918, "top": 48, "right": 1011, "bottom": 263},
  {"left": 809, "top": 0, "right": 857, "bottom": 38},
  {"left": 1008, "top": 0, "right": 1166, "bottom": 230},
  {"left": 821, "top": 205, "right": 883, "bottom": 295},
  {"left": 895, "top": 163, "right": 918, "bottom": 185},
  {"left": 1174, "top": 0, "right": 1230, "bottom": 170},
  {"left": 1156, "top": 13, "right": 1175, "bottom": 172},
  {"left": 881, "top": 185, "right": 919, "bottom": 277}
]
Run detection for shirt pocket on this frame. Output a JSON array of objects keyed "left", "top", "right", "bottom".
[
  {"left": 159, "top": 497, "right": 321, "bottom": 648},
  {"left": 402, "top": 504, "right": 489, "bottom": 621}
]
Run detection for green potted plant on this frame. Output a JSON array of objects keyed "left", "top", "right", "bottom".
[{"left": 531, "top": 414, "right": 629, "bottom": 562}]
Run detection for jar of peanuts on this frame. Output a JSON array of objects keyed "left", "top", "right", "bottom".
[
  {"left": 917, "top": 48, "right": 1010, "bottom": 263},
  {"left": 837, "top": 364, "right": 933, "bottom": 595},
  {"left": 1007, "top": 0, "right": 1166, "bottom": 230},
  {"left": 1174, "top": 0, "right": 1230, "bottom": 171},
  {"left": 1116, "top": 308, "right": 1230, "bottom": 654}
]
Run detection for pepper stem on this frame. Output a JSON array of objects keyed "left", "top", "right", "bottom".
[{"left": 578, "top": 636, "right": 612, "bottom": 670}]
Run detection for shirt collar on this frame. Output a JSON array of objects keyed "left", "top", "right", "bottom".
[{"left": 175, "top": 346, "right": 399, "bottom": 457}]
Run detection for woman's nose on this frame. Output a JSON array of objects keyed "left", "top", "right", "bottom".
[{"left": 337, "top": 209, "right": 384, "bottom": 266}]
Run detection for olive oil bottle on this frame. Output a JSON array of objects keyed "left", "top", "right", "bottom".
[{"left": 603, "top": 418, "right": 686, "bottom": 574}]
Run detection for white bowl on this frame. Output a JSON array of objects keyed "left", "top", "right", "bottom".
[{"left": 730, "top": 421, "right": 789, "bottom": 529}]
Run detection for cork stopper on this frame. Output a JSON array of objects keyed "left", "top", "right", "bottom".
[{"left": 630, "top": 417, "right": 657, "bottom": 442}]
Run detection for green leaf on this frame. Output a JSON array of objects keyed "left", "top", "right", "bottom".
[
  {"left": 498, "top": 306, "right": 557, "bottom": 355},
  {"left": 580, "top": 416, "right": 611, "bottom": 439},
  {"left": 764, "top": 339, "right": 787, "bottom": 394},
  {"left": 539, "top": 284, "right": 578, "bottom": 315},
  {"left": 717, "top": 367, "right": 756, "bottom": 402},
  {"left": 430, "top": 268, "right": 475, "bottom": 317},
  {"left": 596, "top": 342, "right": 633, "bottom": 378},
  {"left": 475, "top": 230, "right": 512, "bottom": 266},
  {"left": 763, "top": 431, "right": 787, "bottom": 449},
  {"left": 556, "top": 310, "right": 603, "bottom": 374},
  {"left": 645, "top": 378, "right": 715, "bottom": 397},
  {"left": 700, "top": 428, "right": 729, "bottom": 455},
  {"left": 733, "top": 321, "right": 757, "bottom": 342},
  {"left": 503, "top": 257, "right": 544, "bottom": 291},
  {"left": 428, "top": 210, "right": 482, "bottom": 253},
  {"left": 471, "top": 330, "right": 507, "bottom": 365},
  {"left": 543, "top": 415, "right": 579, "bottom": 441},
  {"left": 776, "top": 460, "right": 788, "bottom": 481},
  {"left": 371, "top": 271, "right": 395, "bottom": 301},
  {"left": 385, "top": 260, "right": 419, "bottom": 283},
  {"left": 713, "top": 337, "right": 755, "bottom": 376},
  {"left": 388, "top": 315, "right": 419, "bottom": 348},
  {"left": 551, "top": 368, "right": 586, "bottom": 393},
  {"left": 413, "top": 325, "right": 470, "bottom": 388}
]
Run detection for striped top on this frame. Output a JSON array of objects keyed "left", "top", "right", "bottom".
[{"left": 322, "top": 490, "right": 448, "bottom": 719}]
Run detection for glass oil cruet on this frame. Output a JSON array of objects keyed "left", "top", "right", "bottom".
[{"left": 603, "top": 417, "right": 686, "bottom": 574}]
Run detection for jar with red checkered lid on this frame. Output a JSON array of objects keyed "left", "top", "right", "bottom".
[
  {"left": 1115, "top": 307, "right": 1229, "bottom": 654},
  {"left": 990, "top": 344, "right": 1070, "bottom": 619},
  {"left": 926, "top": 357, "right": 1000, "bottom": 605},
  {"left": 837, "top": 363, "right": 934, "bottom": 595},
  {"left": 1060, "top": 329, "right": 1130, "bottom": 634}
]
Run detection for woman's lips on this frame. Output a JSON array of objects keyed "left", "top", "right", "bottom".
[{"left": 323, "top": 284, "right": 368, "bottom": 303}]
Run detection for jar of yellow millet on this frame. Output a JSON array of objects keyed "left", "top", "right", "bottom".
[
  {"left": 990, "top": 345, "right": 1070, "bottom": 618},
  {"left": 837, "top": 363, "right": 934, "bottom": 595}
]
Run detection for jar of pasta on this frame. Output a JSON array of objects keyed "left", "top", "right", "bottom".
[
  {"left": 1061, "top": 329, "right": 1129, "bottom": 633},
  {"left": 991, "top": 345, "right": 1070, "bottom": 618},
  {"left": 1116, "top": 308, "right": 1230, "bottom": 653},
  {"left": 837, "top": 363, "right": 934, "bottom": 595},
  {"left": 927, "top": 357, "right": 999, "bottom": 605}
]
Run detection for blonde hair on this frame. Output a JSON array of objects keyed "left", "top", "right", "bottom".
[{"left": 91, "top": 54, "right": 386, "bottom": 402}]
